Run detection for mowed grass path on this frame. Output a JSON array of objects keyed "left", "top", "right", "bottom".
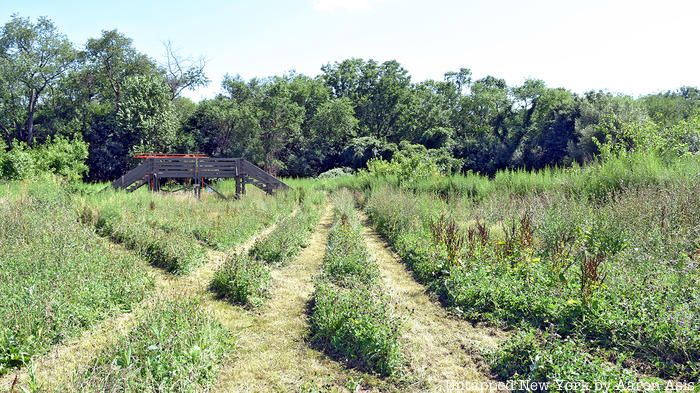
[
  {"left": 359, "top": 211, "right": 506, "bottom": 391},
  {"left": 0, "top": 209, "right": 286, "bottom": 392},
  {"left": 210, "top": 205, "right": 390, "bottom": 392}
]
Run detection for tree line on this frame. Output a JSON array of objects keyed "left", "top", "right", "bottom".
[{"left": 1, "top": 15, "right": 699, "bottom": 181}]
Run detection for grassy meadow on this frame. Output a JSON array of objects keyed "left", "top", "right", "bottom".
[{"left": 0, "top": 151, "right": 698, "bottom": 391}]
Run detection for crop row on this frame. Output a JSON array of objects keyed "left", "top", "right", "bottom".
[
  {"left": 364, "top": 182, "right": 700, "bottom": 382},
  {"left": 211, "top": 189, "right": 325, "bottom": 307},
  {"left": 73, "top": 298, "right": 231, "bottom": 391},
  {"left": 309, "top": 190, "right": 402, "bottom": 377}
]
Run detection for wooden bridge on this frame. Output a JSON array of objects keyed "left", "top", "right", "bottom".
[{"left": 111, "top": 154, "right": 288, "bottom": 199}]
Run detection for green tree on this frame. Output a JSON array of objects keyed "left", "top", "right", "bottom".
[
  {"left": 258, "top": 78, "right": 305, "bottom": 175},
  {"left": 0, "top": 15, "right": 76, "bottom": 145},
  {"left": 117, "top": 74, "right": 178, "bottom": 155}
]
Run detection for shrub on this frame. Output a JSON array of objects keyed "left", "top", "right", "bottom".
[
  {"left": 0, "top": 136, "right": 88, "bottom": 182},
  {"left": 1, "top": 142, "right": 35, "bottom": 180},
  {"left": 489, "top": 330, "right": 639, "bottom": 389},
  {"left": 211, "top": 254, "right": 271, "bottom": 307},
  {"left": 33, "top": 135, "right": 89, "bottom": 181},
  {"left": 317, "top": 167, "right": 353, "bottom": 179}
]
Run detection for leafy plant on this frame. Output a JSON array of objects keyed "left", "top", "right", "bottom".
[
  {"left": 211, "top": 254, "right": 271, "bottom": 307},
  {"left": 73, "top": 298, "right": 232, "bottom": 392}
]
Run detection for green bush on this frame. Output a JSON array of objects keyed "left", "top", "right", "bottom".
[
  {"left": 33, "top": 135, "right": 89, "bottom": 181},
  {"left": 489, "top": 330, "right": 639, "bottom": 390},
  {"left": 74, "top": 298, "right": 231, "bottom": 392},
  {"left": 0, "top": 142, "right": 35, "bottom": 180},
  {"left": 0, "top": 136, "right": 88, "bottom": 181},
  {"left": 211, "top": 254, "right": 271, "bottom": 307}
]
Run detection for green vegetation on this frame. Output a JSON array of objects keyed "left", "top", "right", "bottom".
[
  {"left": 80, "top": 188, "right": 296, "bottom": 274},
  {"left": 73, "top": 298, "right": 231, "bottom": 392},
  {"left": 310, "top": 191, "right": 402, "bottom": 377},
  {"left": 2, "top": 12, "right": 700, "bottom": 389},
  {"left": 0, "top": 180, "right": 153, "bottom": 374},
  {"left": 212, "top": 190, "right": 325, "bottom": 307},
  {"left": 248, "top": 190, "right": 325, "bottom": 266},
  {"left": 211, "top": 254, "right": 271, "bottom": 308},
  {"left": 363, "top": 152, "right": 700, "bottom": 383},
  {"left": 3, "top": 15, "right": 700, "bottom": 184}
]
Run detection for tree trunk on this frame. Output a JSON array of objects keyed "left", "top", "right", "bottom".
[{"left": 26, "top": 89, "right": 36, "bottom": 146}]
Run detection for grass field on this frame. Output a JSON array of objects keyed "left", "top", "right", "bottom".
[{"left": 1, "top": 152, "right": 698, "bottom": 391}]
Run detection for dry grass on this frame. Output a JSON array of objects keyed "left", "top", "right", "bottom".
[{"left": 359, "top": 212, "right": 507, "bottom": 392}]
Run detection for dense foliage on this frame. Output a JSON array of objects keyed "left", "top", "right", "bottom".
[
  {"left": 360, "top": 152, "right": 700, "bottom": 383},
  {"left": 2, "top": 15, "right": 700, "bottom": 182}
]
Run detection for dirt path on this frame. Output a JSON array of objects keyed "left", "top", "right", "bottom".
[
  {"left": 359, "top": 212, "right": 506, "bottom": 392},
  {"left": 207, "top": 205, "right": 388, "bottom": 392},
  {"left": 0, "top": 219, "right": 284, "bottom": 392}
]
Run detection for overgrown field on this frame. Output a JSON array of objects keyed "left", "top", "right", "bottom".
[
  {"left": 2, "top": 152, "right": 699, "bottom": 390},
  {"left": 0, "top": 180, "right": 153, "bottom": 375},
  {"left": 78, "top": 187, "right": 297, "bottom": 274},
  {"left": 360, "top": 153, "right": 700, "bottom": 384}
]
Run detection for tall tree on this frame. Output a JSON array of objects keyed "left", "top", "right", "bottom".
[{"left": 0, "top": 15, "right": 76, "bottom": 145}]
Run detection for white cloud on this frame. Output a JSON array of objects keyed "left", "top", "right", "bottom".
[{"left": 311, "top": 0, "right": 383, "bottom": 12}]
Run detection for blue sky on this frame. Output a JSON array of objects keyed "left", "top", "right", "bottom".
[{"left": 3, "top": 0, "right": 699, "bottom": 100}]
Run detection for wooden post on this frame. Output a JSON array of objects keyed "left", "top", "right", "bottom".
[{"left": 235, "top": 176, "right": 242, "bottom": 199}]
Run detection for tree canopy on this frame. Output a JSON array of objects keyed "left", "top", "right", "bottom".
[{"left": 2, "top": 15, "right": 700, "bottom": 181}]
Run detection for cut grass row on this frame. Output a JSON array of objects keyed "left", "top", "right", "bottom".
[
  {"left": 211, "top": 190, "right": 325, "bottom": 307},
  {"left": 72, "top": 298, "right": 231, "bottom": 392},
  {"left": 0, "top": 180, "right": 153, "bottom": 375},
  {"left": 309, "top": 190, "right": 402, "bottom": 377},
  {"left": 80, "top": 188, "right": 297, "bottom": 274}
]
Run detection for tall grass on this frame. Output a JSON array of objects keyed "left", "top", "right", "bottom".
[
  {"left": 310, "top": 190, "right": 402, "bottom": 376},
  {"left": 364, "top": 161, "right": 700, "bottom": 381},
  {"left": 73, "top": 298, "right": 231, "bottom": 392},
  {"left": 323, "top": 151, "right": 700, "bottom": 203},
  {"left": 79, "top": 187, "right": 297, "bottom": 274},
  {"left": 0, "top": 180, "right": 153, "bottom": 374}
]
